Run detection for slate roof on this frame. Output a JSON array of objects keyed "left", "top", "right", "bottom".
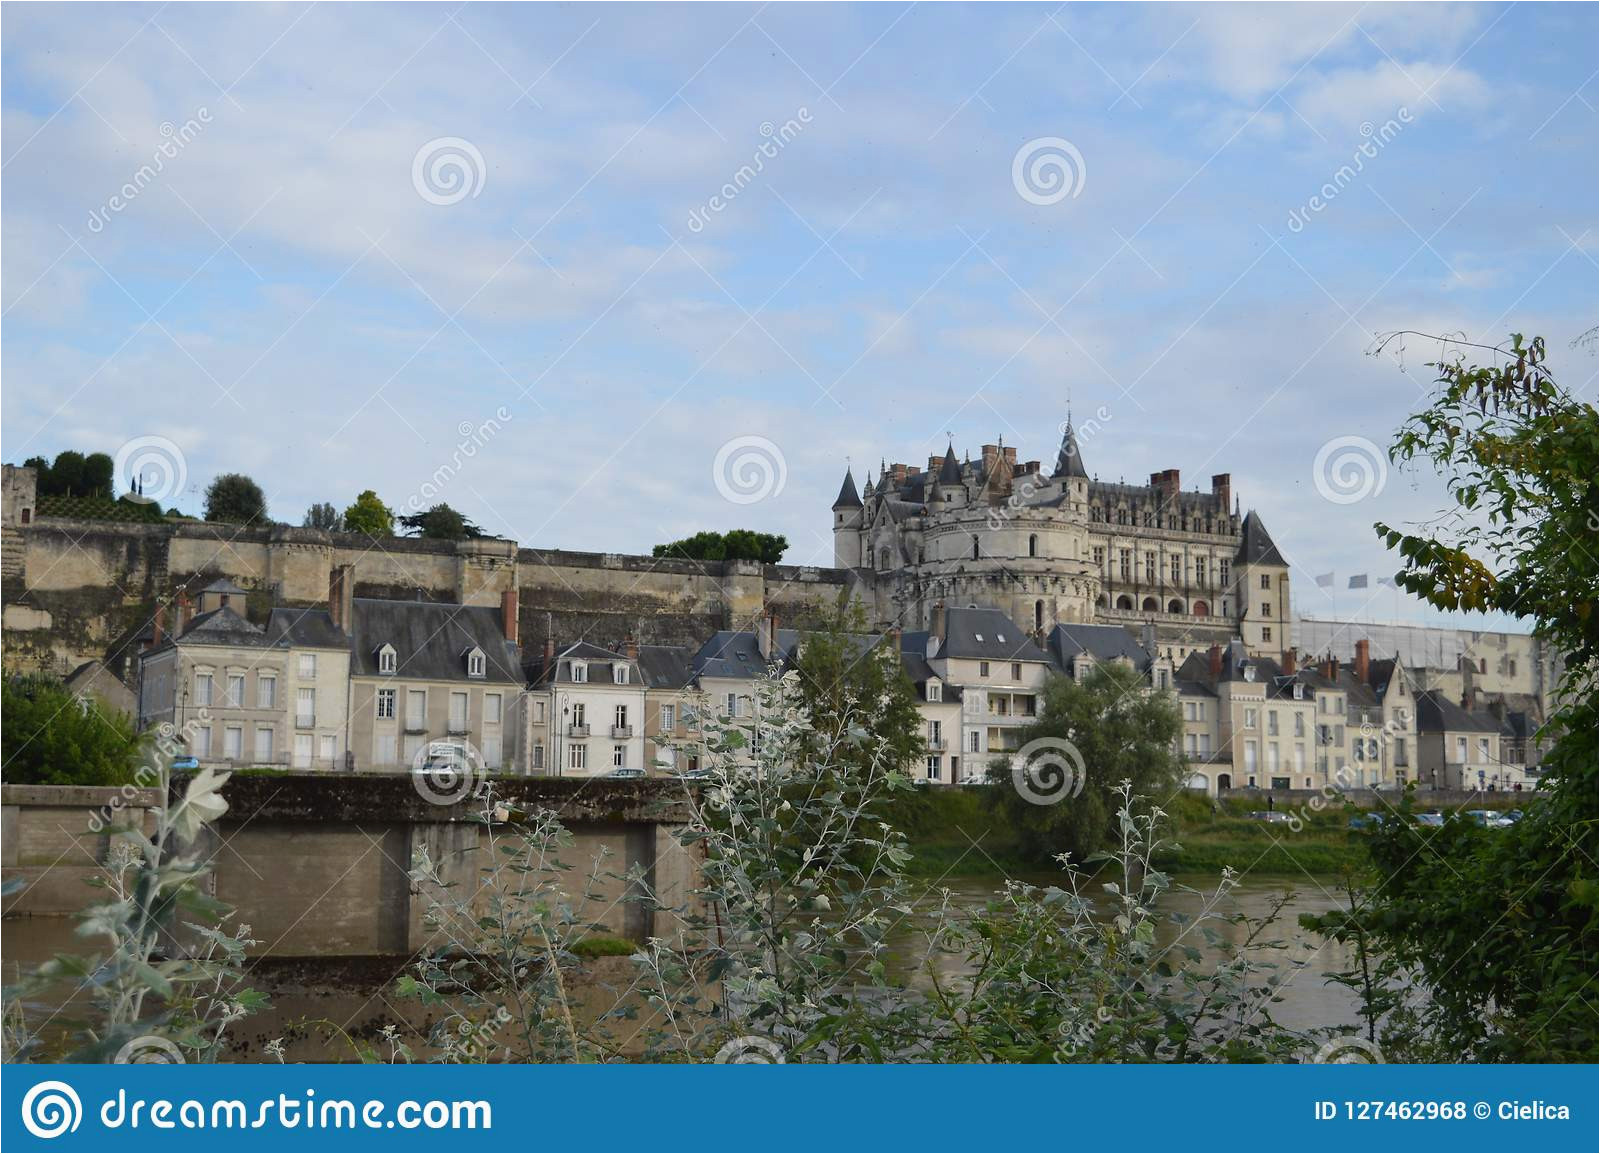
[
  {"left": 176, "top": 605, "right": 268, "bottom": 647},
  {"left": 1053, "top": 420, "right": 1089, "bottom": 479},
  {"left": 348, "top": 598, "right": 521, "bottom": 683},
  {"left": 265, "top": 606, "right": 348, "bottom": 649},
  {"left": 938, "top": 608, "right": 1051, "bottom": 663},
  {"left": 938, "top": 442, "right": 963, "bottom": 485},
  {"left": 1048, "top": 622, "right": 1153, "bottom": 672},
  {"left": 899, "top": 631, "right": 964, "bottom": 702},
  {"left": 692, "top": 628, "right": 801, "bottom": 680},
  {"left": 1415, "top": 689, "right": 1502, "bottom": 734},
  {"left": 527, "top": 641, "right": 644, "bottom": 688},
  {"left": 634, "top": 644, "right": 696, "bottom": 690},
  {"left": 1235, "top": 511, "right": 1287, "bottom": 566},
  {"left": 833, "top": 468, "right": 862, "bottom": 509},
  {"left": 199, "top": 577, "right": 249, "bottom": 596}
]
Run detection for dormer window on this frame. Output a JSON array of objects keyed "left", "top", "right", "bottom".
[
  {"left": 376, "top": 644, "right": 397, "bottom": 675},
  {"left": 1292, "top": 683, "right": 1305, "bottom": 700},
  {"left": 463, "top": 646, "right": 486, "bottom": 678},
  {"left": 613, "top": 664, "right": 628, "bottom": 685},
  {"left": 974, "top": 633, "right": 985, "bottom": 642},
  {"left": 571, "top": 661, "right": 587, "bottom": 683},
  {"left": 927, "top": 681, "right": 942, "bottom": 703},
  {"left": 1243, "top": 665, "right": 1257, "bottom": 682}
]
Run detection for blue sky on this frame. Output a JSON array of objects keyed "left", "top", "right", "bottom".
[{"left": 2, "top": 2, "right": 1595, "bottom": 628}]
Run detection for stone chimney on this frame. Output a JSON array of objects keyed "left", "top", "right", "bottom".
[
  {"left": 501, "top": 588, "right": 519, "bottom": 645},
  {"left": 1002, "top": 445, "right": 1017, "bottom": 467},
  {"left": 1150, "top": 469, "right": 1181, "bottom": 506},
  {"left": 1208, "top": 644, "right": 1222, "bottom": 679},
  {"left": 544, "top": 636, "right": 556, "bottom": 664},
  {"left": 928, "top": 455, "right": 943, "bottom": 476},
  {"left": 1321, "top": 655, "right": 1338, "bottom": 680},
  {"left": 1141, "top": 620, "right": 1156, "bottom": 656},
  {"left": 177, "top": 590, "right": 193, "bottom": 635},
  {"left": 980, "top": 444, "right": 999, "bottom": 475},
  {"left": 891, "top": 463, "right": 908, "bottom": 487},
  {"left": 1354, "top": 639, "right": 1370, "bottom": 683},
  {"left": 1211, "top": 473, "right": 1231, "bottom": 513},
  {"left": 756, "top": 611, "right": 780, "bottom": 661},
  {"left": 150, "top": 604, "right": 166, "bottom": 650},
  {"left": 328, "top": 565, "right": 354, "bottom": 633},
  {"left": 1281, "top": 647, "right": 1297, "bottom": 676},
  {"left": 624, "top": 635, "right": 638, "bottom": 661},
  {"left": 930, "top": 601, "right": 946, "bottom": 642}
]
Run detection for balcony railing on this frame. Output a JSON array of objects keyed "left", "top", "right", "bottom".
[
  {"left": 611, "top": 724, "right": 633, "bottom": 738},
  {"left": 926, "top": 737, "right": 947, "bottom": 751},
  {"left": 568, "top": 723, "right": 590, "bottom": 738},
  {"left": 294, "top": 713, "right": 316, "bottom": 729}
]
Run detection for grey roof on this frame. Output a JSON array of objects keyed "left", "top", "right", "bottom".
[
  {"left": 177, "top": 605, "right": 268, "bottom": 646},
  {"left": 635, "top": 644, "right": 696, "bottom": 689},
  {"left": 899, "top": 631, "right": 963, "bottom": 702},
  {"left": 1235, "top": 511, "right": 1286, "bottom": 566},
  {"left": 1053, "top": 418, "right": 1089, "bottom": 479},
  {"left": 938, "top": 442, "right": 963, "bottom": 485},
  {"left": 1049, "top": 622, "right": 1152, "bottom": 672},
  {"left": 1176, "top": 645, "right": 1300, "bottom": 697},
  {"left": 692, "top": 628, "right": 801, "bottom": 680},
  {"left": 1174, "top": 677, "right": 1216, "bottom": 698},
  {"left": 265, "top": 606, "right": 348, "bottom": 649},
  {"left": 1416, "top": 689, "right": 1503, "bottom": 734},
  {"left": 526, "top": 641, "right": 646, "bottom": 687},
  {"left": 348, "top": 598, "right": 521, "bottom": 684},
  {"left": 938, "top": 608, "right": 1050, "bottom": 662},
  {"left": 199, "top": 577, "right": 249, "bottom": 596},
  {"left": 833, "top": 467, "right": 862, "bottom": 509}
]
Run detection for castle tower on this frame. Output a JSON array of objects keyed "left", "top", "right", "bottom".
[
  {"left": 831, "top": 467, "right": 863, "bottom": 568},
  {"left": 1234, "top": 511, "right": 1290, "bottom": 655}
]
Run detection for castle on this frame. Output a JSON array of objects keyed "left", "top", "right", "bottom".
[{"left": 832, "top": 411, "right": 1291, "bottom": 664}]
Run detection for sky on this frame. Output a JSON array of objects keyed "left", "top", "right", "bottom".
[{"left": 2, "top": 2, "right": 1595, "bottom": 630}]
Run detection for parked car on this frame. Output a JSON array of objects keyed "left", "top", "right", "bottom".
[
  {"left": 604, "top": 767, "right": 647, "bottom": 780},
  {"left": 1348, "top": 813, "right": 1390, "bottom": 830},
  {"left": 671, "top": 768, "right": 711, "bottom": 782},
  {"left": 1504, "top": 809, "right": 1524, "bottom": 824},
  {"left": 170, "top": 756, "right": 200, "bottom": 770},
  {"left": 1414, "top": 811, "right": 1446, "bottom": 827},
  {"left": 1465, "top": 809, "right": 1513, "bottom": 829}
]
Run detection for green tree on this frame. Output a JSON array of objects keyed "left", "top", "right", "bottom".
[
  {"left": 1313, "top": 332, "right": 1597, "bottom": 1061},
  {"left": 342, "top": 489, "right": 395, "bottom": 536},
  {"left": 303, "top": 502, "right": 342, "bottom": 531},
  {"left": 653, "top": 530, "right": 787, "bottom": 564},
  {"left": 398, "top": 503, "right": 484, "bottom": 540},
  {"left": 203, "top": 473, "right": 268, "bottom": 525},
  {"left": 45, "top": 450, "right": 86, "bottom": 497},
  {"left": 1, "top": 675, "right": 144, "bottom": 786},
  {"left": 986, "top": 663, "right": 1184, "bottom": 865},
  {"left": 82, "top": 452, "right": 115, "bottom": 499}
]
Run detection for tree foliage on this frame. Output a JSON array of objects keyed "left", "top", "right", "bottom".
[
  {"left": 1, "top": 675, "right": 144, "bottom": 786},
  {"left": 398, "top": 503, "right": 484, "bottom": 540},
  {"left": 986, "top": 663, "right": 1184, "bottom": 865},
  {"left": 302, "top": 502, "right": 342, "bottom": 532},
  {"left": 653, "top": 529, "right": 787, "bottom": 564},
  {"left": 203, "top": 473, "right": 268, "bottom": 525},
  {"left": 1314, "top": 332, "right": 1598, "bottom": 1061},
  {"left": 341, "top": 489, "right": 394, "bottom": 536},
  {"left": 24, "top": 450, "right": 115, "bottom": 499}
]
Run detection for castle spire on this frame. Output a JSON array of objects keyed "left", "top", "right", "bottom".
[
  {"left": 832, "top": 465, "right": 862, "bottom": 510},
  {"left": 1052, "top": 410, "right": 1089, "bottom": 479}
]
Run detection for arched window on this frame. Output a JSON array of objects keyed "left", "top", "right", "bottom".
[
  {"left": 1168, "top": 598, "right": 1184, "bottom": 614},
  {"left": 1034, "top": 600, "right": 1044, "bottom": 631},
  {"left": 1217, "top": 773, "right": 1232, "bottom": 791},
  {"left": 1116, "top": 595, "right": 1134, "bottom": 611},
  {"left": 878, "top": 548, "right": 891, "bottom": 570},
  {"left": 972, "top": 535, "right": 980, "bottom": 560},
  {"left": 1028, "top": 534, "right": 1038, "bottom": 558},
  {"left": 1192, "top": 600, "right": 1209, "bottom": 617},
  {"left": 1142, "top": 597, "right": 1158, "bottom": 612}
]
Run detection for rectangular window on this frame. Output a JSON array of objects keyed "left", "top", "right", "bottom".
[
  {"left": 1267, "top": 744, "right": 1280, "bottom": 772},
  {"left": 534, "top": 700, "right": 546, "bottom": 723},
  {"left": 725, "top": 693, "right": 737, "bottom": 717},
  {"left": 1184, "top": 702, "right": 1195, "bottom": 721},
  {"left": 969, "top": 731, "right": 980, "bottom": 753},
  {"left": 1219, "top": 560, "right": 1230, "bottom": 588},
  {"left": 255, "top": 727, "right": 274, "bottom": 762},
  {"left": 929, "top": 719, "right": 942, "bottom": 746},
  {"left": 1267, "top": 710, "right": 1279, "bottom": 736},
  {"left": 1119, "top": 549, "right": 1131, "bottom": 579},
  {"left": 299, "top": 653, "right": 316, "bottom": 679},
  {"left": 1262, "top": 626, "right": 1272, "bottom": 642},
  {"left": 1145, "top": 553, "right": 1156, "bottom": 583},
  {"left": 1092, "top": 547, "right": 1105, "bottom": 568},
  {"left": 569, "top": 743, "right": 587, "bottom": 770},
  {"left": 571, "top": 663, "right": 587, "bottom": 683},
  {"left": 1260, "top": 574, "right": 1271, "bottom": 590},
  {"left": 403, "top": 734, "right": 422, "bottom": 763},
  {"left": 376, "top": 688, "right": 396, "bottom": 720},
  {"left": 449, "top": 691, "right": 468, "bottom": 730},
  {"left": 925, "top": 756, "right": 941, "bottom": 781},
  {"left": 224, "top": 726, "right": 243, "bottom": 760},
  {"left": 613, "top": 665, "right": 628, "bottom": 685},
  {"left": 613, "top": 745, "right": 625, "bottom": 767},
  {"left": 1244, "top": 740, "right": 1258, "bottom": 773},
  {"left": 1244, "top": 708, "right": 1258, "bottom": 729},
  {"left": 660, "top": 704, "right": 676, "bottom": 731},
  {"left": 1395, "top": 738, "right": 1408, "bottom": 767},
  {"left": 482, "top": 734, "right": 502, "bottom": 769},
  {"left": 531, "top": 744, "right": 545, "bottom": 769},
  {"left": 195, "top": 672, "right": 213, "bottom": 707},
  {"left": 1455, "top": 736, "right": 1467, "bottom": 762},
  {"left": 195, "top": 725, "right": 211, "bottom": 756},
  {"left": 1185, "top": 733, "right": 1197, "bottom": 755},
  {"left": 257, "top": 674, "right": 276, "bottom": 709},
  {"left": 319, "top": 734, "right": 335, "bottom": 764},
  {"left": 1477, "top": 737, "right": 1490, "bottom": 761},
  {"left": 1170, "top": 555, "right": 1181, "bottom": 584},
  {"left": 293, "top": 733, "right": 312, "bottom": 768},
  {"left": 226, "top": 674, "right": 245, "bottom": 708},
  {"left": 375, "top": 734, "right": 397, "bottom": 765},
  {"left": 979, "top": 661, "right": 990, "bottom": 677},
  {"left": 407, "top": 689, "right": 426, "bottom": 729},
  {"left": 573, "top": 702, "right": 586, "bottom": 728},
  {"left": 484, "top": 693, "right": 502, "bottom": 725},
  {"left": 615, "top": 704, "right": 628, "bottom": 730},
  {"left": 1010, "top": 662, "right": 1022, "bottom": 680},
  {"left": 1261, "top": 602, "right": 1271, "bottom": 618},
  {"left": 1293, "top": 714, "right": 1305, "bottom": 737},
  {"left": 295, "top": 687, "right": 315, "bottom": 728}
]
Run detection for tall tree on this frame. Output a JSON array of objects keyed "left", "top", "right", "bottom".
[
  {"left": 303, "top": 502, "right": 343, "bottom": 531},
  {"left": 1317, "top": 332, "right": 1598, "bottom": 1061},
  {"left": 203, "top": 473, "right": 268, "bottom": 525},
  {"left": 986, "top": 663, "right": 1184, "bottom": 865},
  {"left": 399, "top": 503, "right": 484, "bottom": 540},
  {"left": 1, "top": 675, "right": 145, "bottom": 786},
  {"left": 82, "top": 452, "right": 115, "bottom": 499},
  {"left": 342, "top": 489, "right": 395, "bottom": 536},
  {"left": 653, "top": 530, "right": 787, "bottom": 564}
]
